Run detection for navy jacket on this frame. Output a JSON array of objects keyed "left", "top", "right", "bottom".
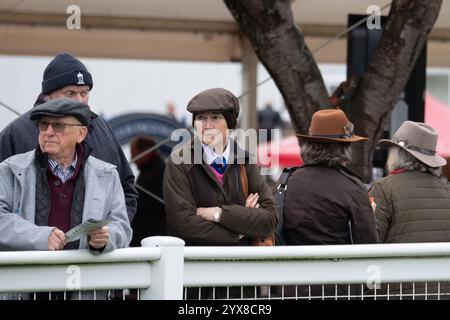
[{"left": 0, "top": 109, "right": 137, "bottom": 221}]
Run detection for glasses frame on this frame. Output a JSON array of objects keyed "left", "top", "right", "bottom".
[{"left": 37, "top": 120, "right": 84, "bottom": 133}]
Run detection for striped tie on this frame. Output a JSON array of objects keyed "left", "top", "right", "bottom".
[{"left": 211, "top": 157, "right": 227, "bottom": 174}]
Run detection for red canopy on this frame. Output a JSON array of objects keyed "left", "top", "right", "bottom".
[
  {"left": 258, "top": 93, "right": 450, "bottom": 168},
  {"left": 257, "top": 135, "right": 303, "bottom": 168},
  {"left": 425, "top": 93, "right": 450, "bottom": 158}
]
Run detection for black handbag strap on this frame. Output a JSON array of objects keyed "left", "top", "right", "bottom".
[{"left": 274, "top": 167, "right": 299, "bottom": 245}]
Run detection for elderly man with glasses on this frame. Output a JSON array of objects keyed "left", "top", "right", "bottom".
[
  {"left": 0, "top": 53, "right": 137, "bottom": 223},
  {"left": 0, "top": 98, "right": 132, "bottom": 252}
]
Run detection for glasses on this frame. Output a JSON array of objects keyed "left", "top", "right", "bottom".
[{"left": 37, "top": 120, "right": 84, "bottom": 133}]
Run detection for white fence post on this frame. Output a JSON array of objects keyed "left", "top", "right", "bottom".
[{"left": 139, "top": 236, "right": 185, "bottom": 300}]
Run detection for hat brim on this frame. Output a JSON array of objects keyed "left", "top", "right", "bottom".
[
  {"left": 30, "top": 111, "right": 66, "bottom": 121},
  {"left": 30, "top": 110, "right": 95, "bottom": 127},
  {"left": 379, "top": 139, "right": 447, "bottom": 168},
  {"left": 296, "top": 134, "right": 368, "bottom": 143}
]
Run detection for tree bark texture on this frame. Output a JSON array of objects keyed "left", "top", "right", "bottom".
[
  {"left": 225, "top": 0, "right": 330, "bottom": 134},
  {"left": 348, "top": 0, "right": 442, "bottom": 179},
  {"left": 225, "top": 0, "right": 442, "bottom": 181}
]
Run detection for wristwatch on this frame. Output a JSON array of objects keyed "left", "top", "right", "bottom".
[{"left": 213, "top": 209, "right": 222, "bottom": 223}]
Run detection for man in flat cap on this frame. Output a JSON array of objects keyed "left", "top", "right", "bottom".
[
  {"left": 0, "top": 98, "right": 132, "bottom": 252},
  {"left": 0, "top": 52, "right": 137, "bottom": 222}
]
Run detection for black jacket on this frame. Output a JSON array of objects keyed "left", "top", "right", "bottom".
[
  {"left": 0, "top": 109, "right": 137, "bottom": 221},
  {"left": 130, "top": 155, "right": 167, "bottom": 247},
  {"left": 283, "top": 165, "right": 378, "bottom": 245}
]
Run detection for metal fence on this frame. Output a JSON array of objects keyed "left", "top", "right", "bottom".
[
  {"left": 183, "top": 283, "right": 450, "bottom": 300},
  {"left": 2, "top": 238, "right": 450, "bottom": 300},
  {"left": 183, "top": 243, "right": 450, "bottom": 300}
]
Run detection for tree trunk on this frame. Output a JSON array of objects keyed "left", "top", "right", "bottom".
[
  {"left": 225, "top": 0, "right": 442, "bottom": 182},
  {"left": 347, "top": 0, "right": 442, "bottom": 180},
  {"left": 224, "top": 0, "right": 330, "bottom": 134}
]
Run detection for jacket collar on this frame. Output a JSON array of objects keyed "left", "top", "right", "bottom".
[
  {"left": 337, "top": 164, "right": 363, "bottom": 181},
  {"left": 35, "top": 141, "right": 93, "bottom": 170},
  {"left": 185, "top": 137, "right": 250, "bottom": 169},
  {"left": 299, "top": 163, "right": 363, "bottom": 181}
]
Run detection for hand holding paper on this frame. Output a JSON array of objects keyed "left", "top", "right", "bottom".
[
  {"left": 65, "top": 218, "right": 111, "bottom": 243},
  {"left": 48, "top": 228, "right": 66, "bottom": 250},
  {"left": 88, "top": 226, "right": 110, "bottom": 249}
]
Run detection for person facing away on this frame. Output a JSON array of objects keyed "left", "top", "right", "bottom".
[
  {"left": 166, "top": 102, "right": 178, "bottom": 122},
  {"left": 283, "top": 109, "right": 379, "bottom": 245},
  {"left": 258, "top": 100, "right": 283, "bottom": 142},
  {"left": 0, "top": 52, "right": 138, "bottom": 221},
  {"left": 0, "top": 98, "right": 132, "bottom": 252},
  {"left": 165, "top": 102, "right": 186, "bottom": 127},
  {"left": 369, "top": 121, "right": 450, "bottom": 300},
  {"left": 370, "top": 120, "right": 450, "bottom": 243},
  {"left": 280, "top": 108, "right": 378, "bottom": 299},
  {"left": 129, "top": 136, "right": 167, "bottom": 247},
  {"left": 163, "top": 88, "right": 278, "bottom": 246}
]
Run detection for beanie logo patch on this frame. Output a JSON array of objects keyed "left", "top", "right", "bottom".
[{"left": 76, "top": 72, "right": 85, "bottom": 85}]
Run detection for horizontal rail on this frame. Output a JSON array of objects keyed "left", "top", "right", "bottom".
[
  {"left": 0, "top": 248, "right": 161, "bottom": 293},
  {"left": 184, "top": 243, "right": 450, "bottom": 260},
  {"left": 0, "top": 247, "right": 161, "bottom": 265}
]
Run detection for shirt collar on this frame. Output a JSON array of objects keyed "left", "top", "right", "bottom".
[
  {"left": 202, "top": 139, "right": 231, "bottom": 165},
  {"left": 48, "top": 153, "right": 78, "bottom": 172}
]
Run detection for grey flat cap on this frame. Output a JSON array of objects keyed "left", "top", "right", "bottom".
[{"left": 30, "top": 97, "right": 94, "bottom": 127}]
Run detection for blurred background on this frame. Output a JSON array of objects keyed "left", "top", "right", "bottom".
[{"left": 1, "top": 0, "right": 449, "bottom": 178}]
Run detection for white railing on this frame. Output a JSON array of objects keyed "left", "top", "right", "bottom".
[
  {"left": 184, "top": 242, "right": 450, "bottom": 286},
  {"left": 2, "top": 238, "right": 450, "bottom": 300},
  {"left": 183, "top": 242, "right": 450, "bottom": 300},
  {"left": 0, "top": 236, "right": 184, "bottom": 300}
]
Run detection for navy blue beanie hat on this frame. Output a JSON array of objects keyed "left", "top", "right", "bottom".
[{"left": 41, "top": 53, "right": 93, "bottom": 94}]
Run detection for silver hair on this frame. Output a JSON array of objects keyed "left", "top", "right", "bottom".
[
  {"left": 386, "top": 146, "right": 442, "bottom": 177},
  {"left": 300, "top": 141, "right": 352, "bottom": 167}
]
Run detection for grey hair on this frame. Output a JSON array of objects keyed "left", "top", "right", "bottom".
[
  {"left": 300, "top": 141, "right": 352, "bottom": 167},
  {"left": 386, "top": 146, "right": 442, "bottom": 177}
]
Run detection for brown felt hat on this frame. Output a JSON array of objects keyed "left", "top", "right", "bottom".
[{"left": 296, "top": 109, "right": 367, "bottom": 143}]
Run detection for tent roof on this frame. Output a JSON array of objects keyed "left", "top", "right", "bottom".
[
  {"left": 1, "top": 0, "right": 449, "bottom": 28},
  {"left": 1, "top": 0, "right": 449, "bottom": 65}
]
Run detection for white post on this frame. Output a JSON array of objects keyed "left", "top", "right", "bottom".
[
  {"left": 139, "top": 236, "right": 185, "bottom": 300},
  {"left": 240, "top": 37, "right": 258, "bottom": 131}
]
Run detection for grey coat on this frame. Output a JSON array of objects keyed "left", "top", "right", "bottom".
[{"left": 0, "top": 150, "right": 132, "bottom": 252}]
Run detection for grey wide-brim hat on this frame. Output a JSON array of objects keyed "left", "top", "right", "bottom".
[{"left": 379, "top": 120, "right": 447, "bottom": 168}]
